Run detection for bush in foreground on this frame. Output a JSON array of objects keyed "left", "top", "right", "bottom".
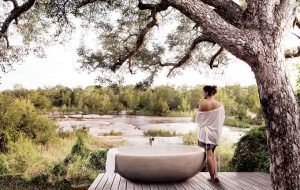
[{"left": 229, "top": 126, "right": 269, "bottom": 172}]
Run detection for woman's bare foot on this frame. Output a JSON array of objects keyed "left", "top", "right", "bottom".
[
  {"left": 214, "top": 177, "right": 220, "bottom": 183},
  {"left": 207, "top": 177, "right": 220, "bottom": 183},
  {"left": 207, "top": 178, "right": 214, "bottom": 182}
]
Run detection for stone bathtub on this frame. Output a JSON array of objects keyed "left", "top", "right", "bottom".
[{"left": 115, "top": 145, "right": 205, "bottom": 183}]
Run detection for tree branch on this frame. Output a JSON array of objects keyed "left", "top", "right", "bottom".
[
  {"left": 76, "top": 0, "right": 100, "bottom": 9},
  {"left": 109, "top": 1, "right": 169, "bottom": 72},
  {"left": 242, "top": 0, "right": 276, "bottom": 29},
  {"left": 200, "top": 0, "right": 244, "bottom": 28},
  {"left": 138, "top": 0, "right": 169, "bottom": 12},
  {"left": 163, "top": 35, "right": 213, "bottom": 77},
  {"left": 275, "top": 0, "right": 296, "bottom": 29},
  {"left": 0, "top": 0, "right": 36, "bottom": 48},
  {"left": 293, "top": 17, "right": 300, "bottom": 28},
  {"left": 209, "top": 47, "right": 224, "bottom": 69},
  {"left": 285, "top": 47, "right": 300, "bottom": 59},
  {"left": 164, "top": 0, "right": 258, "bottom": 65}
]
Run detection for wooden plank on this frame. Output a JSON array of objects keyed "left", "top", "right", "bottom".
[
  {"left": 156, "top": 183, "right": 167, "bottom": 190},
  {"left": 111, "top": 174, "right": 121, "bottom": 190},
  {"left": 180, "top": 181, "right": 195, "bottom": 190},
  {"left": 126, "top": 180, "right": 135, "bottom": 190},
  {"left": 103, "top": 173, "right": 116, "bottom": 190},
  {"left": 221, "top": 172, "right": 269, "bottom": 190},
  {"left": 89, "top": 172, "right": 273, "bottom": 190},
  {"left": 149, "top": 184, "right": 159, "bottom": 190},
  {"left": 196, "top": 173, "right": 225, "bottom": 190},
  {"left": 95, "top": 173, "right": 109, "bottom": 190},
  {"left": 172, "top": 183, "right": 186, "bottom": 190},
  {"left": 186, "top": 178, "right": 205, "bottom": 190},
  {"left": 240, "top": 173, "right": 272, "bottom": 187},
  {"left": 199, "top": 172, "right": 233, "bottom": 190},
  {"left": 141, "top": 183, "right": 151, "bottom": 190},
  {"left": 256, "top": 172, "right": 271, "bottom": 180},
  {"left": 164, "top": 183, "right": 177, "bottom": 190},
  {"left": 252, "top": 172, "right": 272, "bottom": 182},
  {"left": 190, "top": 175, "right": 213, "bottom": 190},
  {"left": 217, "top": 173, "right": 251, "bottom": 190},
  {"left": 118, "top": 176, "right": 127, "bottom": 190},
  {"left": 134, "top": 182, "right": 143, "bottom": 190},
  {"left": 224, "top": 173, "right": 272, "bottom": 190},
  {"left": 88, "top": 173, "right": 105, "bottom": 190}
]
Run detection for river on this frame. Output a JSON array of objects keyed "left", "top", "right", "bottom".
[{"left": 56, "top": 115, "right": 248, "bottom": 146}]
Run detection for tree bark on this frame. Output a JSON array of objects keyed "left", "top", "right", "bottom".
[{"left": 252, "top": 49, "right": 300, "bottom": 190}]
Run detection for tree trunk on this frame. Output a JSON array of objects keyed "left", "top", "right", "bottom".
[{"left": 252, "top": 48, "right": 300, "bottom": 189}]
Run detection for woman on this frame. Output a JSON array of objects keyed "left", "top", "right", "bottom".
[{"left": 196, "top": 85, "right": 225, "bottom": 183}]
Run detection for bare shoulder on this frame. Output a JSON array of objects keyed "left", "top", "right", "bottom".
[
  {"left": 198, "top": 103, "right": 208, "bottom": 111},
  {"left": 212, "top": 99, "right": 222, "bottom": 107}
]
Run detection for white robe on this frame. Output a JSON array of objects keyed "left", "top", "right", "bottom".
[{"left": 196, "top": 105, "right": 225, "bottom": 145}]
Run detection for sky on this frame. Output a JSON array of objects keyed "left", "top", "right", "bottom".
[
  {"left": 0, "top": 39, "right": 259, "bottom": 90},
  {"left": 0, "top": 12, "right": 299, "bottom": 91}
]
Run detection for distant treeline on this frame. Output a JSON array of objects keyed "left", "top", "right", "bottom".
[{"left": 1, "top": 84, "right": 264, "bottom": 125}]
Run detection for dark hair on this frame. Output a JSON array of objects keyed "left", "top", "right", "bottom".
[{"left": 203, "top": 85, "right": 217, "bottom": 96}]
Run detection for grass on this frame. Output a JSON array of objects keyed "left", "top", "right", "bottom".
[
  {"left": 224, "top": 118, "right": 251, "bottom": 128},
  {"left": 103, "top": 130, "right": 123, "bottom": 136},
  {"left": 0, "top": 129, "right": 124, "bottom": 189},
  {"left": 143, "top": 129, "right": 177, "bottom": 137},
  {"left": 182, "top": 130, "right": 198, "bottom": 145}
]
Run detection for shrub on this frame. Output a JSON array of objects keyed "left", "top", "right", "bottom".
[
  {"left": 182, "top": 131, "right": 197, "bottom": 145},
  {"left": 51, "top": 163, "right": 67, "bottom": 177},
  {"left": 0, "top": 97, "right": 57, "bottom": 152},
  {"left": 144, "top": 129, "right": 176, "bottom": 137},
  {"left": 229, "top": 126, "right": 269, "bottom": 172},
  {"left": 0, "top": 131, "right": 120, "bottom": 189},
  {"left": 103, "top": 130, "right": 123, "bottom": 136},
  {"left": 89, "top": 150, "right": 107, "bottom": 171},
  {"left": 0, "top": 156, "right": 9, "bottom": 175},
  {"left": 30, "top": 174, "right": 50, "bottom": 189},
  {"left": 70, "top": 136, "right": 90, "bottom": 157},
  {"left": 0, "top": 132, "right": 9, "bottom": 153}
]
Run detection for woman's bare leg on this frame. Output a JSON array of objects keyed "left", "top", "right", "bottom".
[
  {"left": 213, "top": 153, "right": 219, "bottom": 182},
  {"left": 206, "top": 149, "right": 216, "bottom": 180}
]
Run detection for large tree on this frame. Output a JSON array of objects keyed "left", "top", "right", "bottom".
[{"left": 1, "top": 0, "right": 300, "bottom": 189}]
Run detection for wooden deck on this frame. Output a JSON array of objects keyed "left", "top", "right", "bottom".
[{"left": 89, "top": 172, "right": 272, "bottom": 190}]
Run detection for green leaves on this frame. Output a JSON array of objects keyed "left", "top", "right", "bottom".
[{"left": 229, "top": 126, "right": 269, "bottom": 172}]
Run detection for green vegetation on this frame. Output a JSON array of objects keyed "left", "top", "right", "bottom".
[
  {"left": 144, "top": 129, "right": 177, "bottom": 137},
  {"left": 229, "top": 126, "right": 269, "bottom": 172},
  {"left": 183, "top": 126, "right": 269, "bottom": 172},
  {"left": 103, "top": 130, "right": 123, "bottom": 136},
  {"left": 182, "top": 131, "right": 198, "bottom": 145},
  {"left": 182, "top": 130, "right": 234, "bottom": 172},
  {"left": 0, "top": 94, "right": 124, "bottom": 189},
  {"left": 0, "top": 84, "right": 268, "bottom": 188},
  {"left": 224, "top": 118, "right": 251, "bottom": 128},
  {"left": 0, "top": 133, "right": 123, "bottom": 189},
  {"left": 2, "top": 84, "right": 264, "bottom": 127}
]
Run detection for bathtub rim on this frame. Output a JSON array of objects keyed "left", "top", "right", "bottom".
[{"left": 116, "top": 145, "right": 205, "bottom": 157}]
